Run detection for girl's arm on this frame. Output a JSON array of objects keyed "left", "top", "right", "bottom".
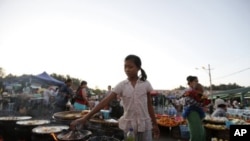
[
  {"left": 147, "top": 92, "right": 160, "bottom": 139},
  {"left": 85, "top": 92, "right": 117, "bottom": 119},
  {"left": 70, "top": 92, "right": 117, "bottom": 129},
  {"left": 147, "top": 92, "right": 157, "bottom": 126}
]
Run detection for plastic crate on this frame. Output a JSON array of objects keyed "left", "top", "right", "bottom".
[{"left": 179, "top": 125, "right": 190, "bottom": 139}]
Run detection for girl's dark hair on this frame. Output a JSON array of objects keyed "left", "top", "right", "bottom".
[
  {"left": 186, "top": 75, "right": 192, "bottom": 82},
  {"left": 186, "top": 75, "right": 197, "bottom": 82},
  {"left": 125, "top": 54, "right": 147, "bottom": 81},
  {"left": 186, "top": 75, "right": 198, "bottom": 85}
]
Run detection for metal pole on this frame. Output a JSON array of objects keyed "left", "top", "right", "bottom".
[
  {"left": 207, "top": 64, "right": 214, "bottom": 114},
  {"left": 208, "top": 64, "right": 213, "bottom": 103}
]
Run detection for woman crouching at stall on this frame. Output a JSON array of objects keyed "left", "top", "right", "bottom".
[{"left": 70, "top": 54, "right": 160, "bottom": 141}]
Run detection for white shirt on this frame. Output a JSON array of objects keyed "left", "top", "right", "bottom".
[
  {"left": 43, "top": 89, "right": 53, "bottom": 105},
  {"left": 211, "top": 108, "right": 227, "bottom": 117},
  {"left": 113, "top": 79, "right": 153, "bottom": 132}
]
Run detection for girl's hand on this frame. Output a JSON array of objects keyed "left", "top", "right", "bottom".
[{"left": 153, "top": 124, "right": 160, "bottom": 139}]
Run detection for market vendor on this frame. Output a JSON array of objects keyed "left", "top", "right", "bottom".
[
  {"left": 73, "top": 81, "right": 89, "bottom": 110},
  {"left": 211, "top": 99, "right": 227, "bottom": 118},
  {"left": 54, "top": 78, "right": 74, "bottom": 112}
]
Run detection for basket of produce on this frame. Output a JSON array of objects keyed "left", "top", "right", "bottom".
[
  {"left": 203, "top": 116, "right": 228, "bottom": 125},
  {"left": 156, "top": 116, "right": 185, "bottom": 127},
  {"left": 204, "top": 123, "right": 227, "bottom": 130}
]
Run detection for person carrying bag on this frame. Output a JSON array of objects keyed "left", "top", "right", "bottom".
[{"left": 54, "top": 79, "right": 74, "bottom": 112}]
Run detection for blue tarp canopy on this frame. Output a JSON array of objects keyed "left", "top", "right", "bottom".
[{"left": 32, "top": 71, "right": 64, "bottom": 86}]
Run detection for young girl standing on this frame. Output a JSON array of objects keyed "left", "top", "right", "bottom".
[{"left": 70, "top": 54, "right": 160, "bottom": 141}]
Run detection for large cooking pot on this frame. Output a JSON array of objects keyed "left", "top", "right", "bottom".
[
  {"left": 16, "top": 119, "right": 50, "bottom": 126},
  {"left": 53, "top": 111, "right": 84, "bottom": 125},
  {"left": 53, "top": 111, "right": 83, "bottom": 120},
  {"left": 31, "top": 125, "right": 69, "bottom": 141},
  {"left": 15, "top": 119, "right": 51, "bottom": 141},
  {"left": 0, "top": 116, "right": 32, "bottom": 123},
  {"left": 0, "top": 116, "right": 32, "bottom": 141},
  {"left": 56, "top": 129, "right": 92, "bottom": 141}
]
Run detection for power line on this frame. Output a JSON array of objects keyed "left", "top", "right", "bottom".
[{"left": 214, "top": 67, "right": 250, "bottom": 80}]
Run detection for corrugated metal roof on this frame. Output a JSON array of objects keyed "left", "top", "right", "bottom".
[{"left": 212, "top": 87, "right": 250, "bottom": 98}]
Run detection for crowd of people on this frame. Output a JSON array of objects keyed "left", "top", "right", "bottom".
[{"left": 0, "top": 54, "right": 248, "bottom": 141}]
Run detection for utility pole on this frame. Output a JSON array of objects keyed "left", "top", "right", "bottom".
[
  {"left": 197, "top": 64, "right": 213, "bottom": 114},
  {"left": 208, "top": 64, "right": 213, "bottom": 103},
  {"left": 199, "top": 64, "right": 213, "bottom": 102},
  {"left": 207, "top": 64, "right": 214, "bottom": 114}
]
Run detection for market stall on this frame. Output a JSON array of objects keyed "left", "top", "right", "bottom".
[
  {"left": 156, "top": 114, "right": 189, "bottom": 140},
  {"left": 152, "top": 92, "right": 189, "bottom": 140},
  {"left": 203, "top": 116, "right": 229, "bottom": 141},
  {"left": 203, "top": 110, "right": 250, "bottom": 141}
]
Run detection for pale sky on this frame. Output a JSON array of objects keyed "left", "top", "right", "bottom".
[{"left": 0, "top": 0, "right": 250, "bottom": 90}]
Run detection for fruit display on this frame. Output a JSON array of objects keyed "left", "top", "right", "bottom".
[
  {"left": 203, "top": 114, "right": 250, "bottom": 133},
  {"left": 204, "top": 123, "right": 227, "bottom": 130},
  {"left": 156, "top": 115, "right": 186, "bottom": 127},
  {"left": 204, "top": 116, "right": 228, "bottom": 124}
]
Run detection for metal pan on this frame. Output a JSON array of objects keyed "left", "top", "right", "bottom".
[
  {"left": 32, "top": 125, "right": 69, "bottom": 134},
  {"left": 53, "top": 111, "right": 82, "bottom": 120},
  {"left": 0, "top": 116, "right": 32, "bottom": 121},
  {"left": 16, "top": 119, "right": 50, "bottom": 126}
]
